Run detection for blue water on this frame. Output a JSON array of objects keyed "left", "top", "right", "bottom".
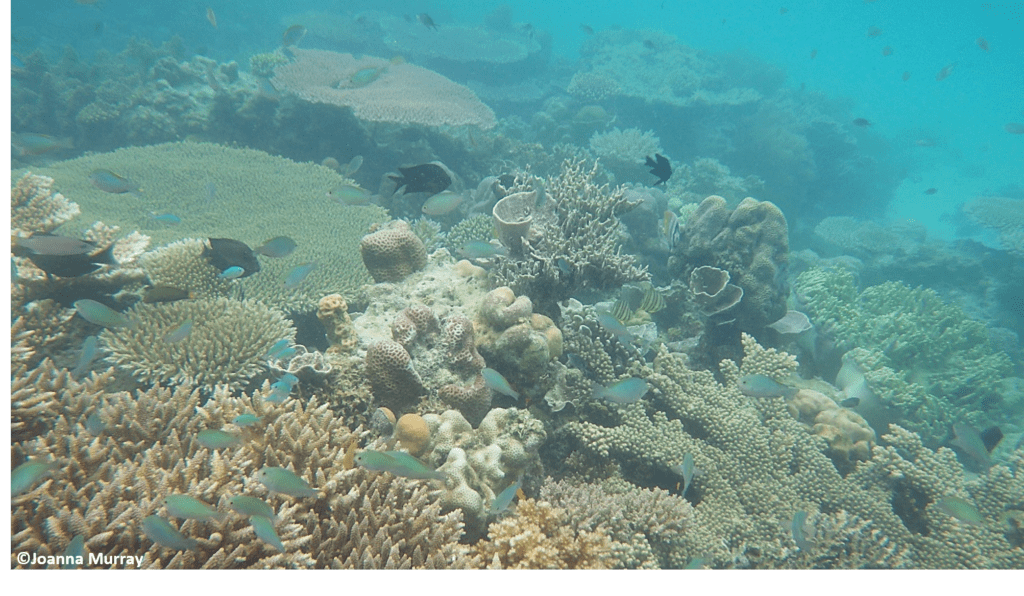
[{"left": 9, "top": 0, "right": 1024, "bottom": 571}]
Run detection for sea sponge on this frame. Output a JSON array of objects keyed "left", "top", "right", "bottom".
[
  {"left": 360, "top": 220, "right": 428, "bottom": 283},
  {"left": 363, "top": 339, "right": 425, "bottom": 414},
  {"left": 100, "top": 297, "right": 295, "bottom": 393}
]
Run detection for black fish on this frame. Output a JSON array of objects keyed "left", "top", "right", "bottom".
[
  {"left": 417, "top": 13, "right": 438, "bottom": 30},
  {"left": 839, "top": 397, "right": 860, "bottom": 408},
  {"left": 203, "top": 238, "right": 261, "bottom": 278},
  {"left": 388, "top": 163, "right": 452, "bottom": 195},
  {"left": 13, "top": 234, "right": 117, "bottom": 278},
  {"left": 853, "top": 118, "right": 872, "bottom": 127},
  {"left": 645, "top": 153, "right": 672, "bottom": 185},
  {"left": 980, "top": 426, "right": 1004, "bottom": 452}
]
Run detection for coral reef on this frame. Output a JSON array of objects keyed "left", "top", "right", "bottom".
[
  {"left": 11, "top": 377, "right": 472, "bottom": 568},
  {"left": 491, "top": 158, "right": 649, "bottom": 314},
  {"left": 31, "top": 142, "right": 388, "bottom": 310},
  {"left": 963, "top": 195, "right": 1024, "bottom": 257},
  {"left": 140, "top": 239, "right": 233, "bottom": 300},
  {"left": 101, "top": 298, "right": 295, "bottom": 394},
  {"left": 10, "top": 172, "right": 80, "bottom": 234},
  {"left": 271, "top": 49, "right": 496, "bottom": 129}
]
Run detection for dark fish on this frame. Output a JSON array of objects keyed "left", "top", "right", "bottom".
[
  {"left": 867, "top": 26, "right": 882, "bottom": 37},
  {"left": 645, "top": 153, "right": 672, "bottom": 185},
  {"left": 416, "top": 13, "right": 438, "bottom": 30},
  {"left": 976, "top": 37, "right": 989, "bottom": 51},
  {"left": 143, "top": 285, "right": 193, "bottom": 303},
  {"left": 936, "top": 63, "right": 955, "bottom": 81},
  {"left": 282, "top": 25, "right": 306, "bottom": 47},
  {"left": 13, "top": 234, "right": 116, "bottom": 277},
  {"left": 643, "top": 40, "right": 656, "bottom": 49},
  {"left": 1004, "top": 123, "right": 1024, "bottom": 135},
  {"left": 255, "top": 236, "right": 297, "bottom": 258},
  {"left": 580, "top": 24, "right": 594, "bottom": 35},
  {"left": 853, "top": 118, "right": 872, "bottom": 127},
  {"left": 902, "top": 71, "right": 911, "bottom": 81},
  {"left": 980, "top": 426, "right": 1003, "bottom": 452},
  {"left": 387, "top": 163, "right": 452, "bottom": 195},
  {"left": 924, "top": 188, "right": 938, "bottom": 195},
  {"left": 839, "top": 397, "right": 860, "bottom": 408},
  {"left": 882, "top": 46, "right": 893, "bottom": 56},
  {"left": 810, "top": 49, "right": 817, "bottom": 59},
  {"left": 779, "top": 7, "right": 789, "bottom": 15},
  {"left": 202, "top": 238, "right": 260, "bottom": 278}
]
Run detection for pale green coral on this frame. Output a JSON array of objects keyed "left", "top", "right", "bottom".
[
  {"left": 794, "top": 268, "right": 1013, "bottom": 439},
  {"left": 445, "top": 213, "right": 494, "bottom": 254},
  {"left": 31, "top": 142, "right": 390, "bottom": 310}
]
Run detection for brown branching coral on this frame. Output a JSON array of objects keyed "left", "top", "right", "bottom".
[
  {"left": 468, "top": 499, "right": 617, "bottom": 569},
  {"left": 12, "top": 380, "right": 471, "bottom": 569},
  {"left": 11, "top": 172, "right": 80, "bottom": 234}
]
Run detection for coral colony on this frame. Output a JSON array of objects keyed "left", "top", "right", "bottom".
[{"left": 10, "top": 6, "right": 1024, "bottom": 570}]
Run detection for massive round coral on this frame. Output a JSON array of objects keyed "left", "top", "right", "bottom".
[{"left": 360, "top": 220, "right": 428, "bottom": 283}]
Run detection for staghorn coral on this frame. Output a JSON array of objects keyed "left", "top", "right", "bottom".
[
  {"left": 12, "top": 379, "right": 472, "bottom": 569},
  {"left": 31, "top": 142, "right": 389, "bottom": 311},
  {"left": 100, "top": 297, "right": 295, "bottom": 394},
  {"left": 468, "top": 499, "right": 616, "bottom": 569},
  {"left": 561, "top": 331, "right": 1024, "bottom": 568},
  {"left": 11, "top": 172, "right": 80, "bottom": 234},
  {"left": 360, "top": 220, "right": 428, "bottom": 284},
  {"left": 271, "top": 49, "right": 496, "bottom": 129},
  {"left": 491, "top": 158, "right": 649, "bottom": 311}
]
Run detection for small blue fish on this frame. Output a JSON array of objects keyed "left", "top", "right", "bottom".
[
  {"left": 669, "top": 453, "right": 700, "bottom": 497},
  {"left": 85, "top": 412, "right": 107, "bottom": 436},
  {"left": 257, "top": 466, "right": 318, "bottom": 498},
  {"left": 265, "top": 339, "right": 290, "bottom": 359},
  {"left": 421, "top": 190, "right": 464, "bottom": 215},
  {"left": 12, "top": 132, "right": 72, "bottom": 156},
  {"left": 791, "top": 511, "right": 814, "bottom": 550},
  {"left": 684, "top": 557, "right": 706, "bottom": 569},
  {"left": 232, "top": 414, "right": 262, "bottom": 427},
  {"left": 354, "top": 451, "right": 446, "bottom": 481},
  {"left": 62, "top": 535, "right": 85, "bottom": 569},
  {"left": 935, "top": 496, "right": 985, "bottom": 526},
  {"left": 12, "top": 459, "right": 58, "bottom": 496},
  {"left": 148, "top": 213, "right": 181, "bottom": 225},
  {"left": 163, "top": 319, "right": 193, "bottom": 343},
  {"left": 272, "top": 347, "right": 297, "bottom": 361},
  {"left": 254, "top": 236, "right": 297, "bottom": 258},
  {"left": 596, "top": 312, "right": 633, "bottom": 344},
  {"left": 593, "top": 377, "right": 649, "bottom": 404},
  {"left": 482, "top": 367, "right": 519, "bottom": 400},
  {"left": 228, "top": 495, "right": 277, "bottom": 521},
  {"left": 489, "top": 478, "right": 522, "bottom": 515},
  {"left": 738, "top": 374, "right": 797, "bottom": 398},
  {"left": 565, "top": 352, "right": 592, "bottom": 377},
  {"left": 555, "top": 257, "right": 572, "bottom": 276},
  {"left": 283, "top": 262, "right": 317, "bottom": 288},
  {"left": 250, "top": 515, "right": 285, "bottom": 552},
  {"left": 278, "top": 373, "right": 299, "bottom": 387},
  {"left": 457, "top": 240, "right": 507, "bottom": 260},
  {"left": 89, "top": 169, "right": 140, "bottom": 194},
  {"left": 163, "top": 494, "right": 226, "bottom": 522},
  {"left": 218, "top": 266, "right": 245, "bottom": 280},
  {"left": 327, "top": 183, "right": 373, "bottom": 206},
  {"left": 74, "top": 299, "right": 135, "bottom": 329},
  {"left": 71, "top": 335, "right": 100, "bottom": 378},
  {"left": 141, "top": 515, "right": 197, "bottom": 550},
  {"left": 196, "top": 429, "right": 242, "bottom": 450}
]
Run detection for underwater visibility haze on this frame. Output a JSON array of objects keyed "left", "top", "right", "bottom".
[{"left": 8, "top": 0, "right": 1024, "bottom": 570}]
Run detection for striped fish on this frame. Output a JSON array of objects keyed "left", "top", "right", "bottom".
[
  {"left": 637, "top": 282, "right": 666, "bottom": 314},
  {"left": 611, "top": 299, "right": 633, "bottom": 323}
]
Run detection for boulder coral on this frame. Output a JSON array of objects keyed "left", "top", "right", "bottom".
[
  {"left": 474, "top": 287, "right": 563, "bottom": 395},
  {"left": 670, "top": 195, "right": 789, "bottom": 334},
  {"left": 360, "top": 220, "right": 428, "bottom": 283},
  {"left": 364, "top": 339, "right": 426, "bottom": 414}
]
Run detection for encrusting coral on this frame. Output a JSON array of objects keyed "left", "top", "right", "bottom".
[
  {"left": 12, "top": 377, "right": 473, "bottom": 569},
  {"left": 100, "top": 297, "right": 295, "bottom": 394}
]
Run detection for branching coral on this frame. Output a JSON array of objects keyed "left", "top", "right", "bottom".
[
  {"left": 100, "top": 297, "right": 295, "bottom": 394},
  {"left": 11, "top": 172, "right": 81, "bottom": 234},
  {"left": 491, "top": 158, "right": 649, "bottom": 312},
  {"left": 12, "top": 379, "right": 472, "bottom": 568}
]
